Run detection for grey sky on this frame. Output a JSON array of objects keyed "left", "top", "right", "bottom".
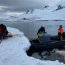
[{"left": 0, "top": 0, "right": 45, "bottom": 12}]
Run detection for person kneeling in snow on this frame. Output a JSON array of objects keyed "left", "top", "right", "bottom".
[{"left": 0, "top": 24, "right": 8, "bottom": 40}]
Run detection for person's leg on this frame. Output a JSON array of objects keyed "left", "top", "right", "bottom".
[
  {"left": 0, "top": 32, "right": 3, "bottom": 39},
  {"left": 58, "top": 32, "right": 61, "bottom": 40},
  {"left": 3, "top": 31, "right": 8, "bottom": 39},
  {"left": 0, "top": 33, "right": 3, "bottom": 43}
]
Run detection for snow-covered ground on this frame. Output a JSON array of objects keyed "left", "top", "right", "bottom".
[{"left": 0, "top": 27, "right": 65, "bottom": 65}]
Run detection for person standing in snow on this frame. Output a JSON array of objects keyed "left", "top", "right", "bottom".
[{"left": 58, "top": 25, "right": 64, "bottom": 40}]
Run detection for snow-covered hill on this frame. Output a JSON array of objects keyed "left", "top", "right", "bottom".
[
  {"left": 0, "top": 0, "right": 65, "bottom": 21},
  {"left": 1, "top": 8, "right": 65, "bottom": 21},
  {"left": 21, "top": 8, "right": 65, "bottom": 20}
]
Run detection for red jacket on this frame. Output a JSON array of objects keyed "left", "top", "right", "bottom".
[{"left": 58, "top": 28, "right": 63, "bottom": 33}]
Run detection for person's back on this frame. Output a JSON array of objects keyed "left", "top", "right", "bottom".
[
  {"left": 37, "top": 26, "right": 45, "bottom": 36},
  {"left": 37, "top": 26, "right": 50, "bottom": 44},
  {"left": 58, "top": 25, "right": 63, "bottom": 33},
  {"left": 0, "top": 24, "right": 6, "bottom": 32},
  {"left": 0, "top": 24, "right": 8, "bottom": 39},
  {"left": 38, "top": 33, "right": 51, "bottom": 44}
]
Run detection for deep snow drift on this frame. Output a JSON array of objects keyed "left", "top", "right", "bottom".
[{"left": 0, "top": 27, "right": 65, "bottom": 65}]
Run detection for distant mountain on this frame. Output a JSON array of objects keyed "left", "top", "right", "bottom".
[{"left": 0, "top": 0, "right": 65, "bottom": 21}]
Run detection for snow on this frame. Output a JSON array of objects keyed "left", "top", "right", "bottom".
[
  {"left": 0, "top": 27, "right": 65, "bottom": 65},
  {"left": 0, "top": 0, "right": 65, "bottom": 21},
  {"left": 55, "top": 50, "right": 65, "bottom": 60},
  {"left": 20, "top": 8, "right": 65, "bottom": 20},
  {"left": 0, "top": 6, "right": 65, "bottom": 21},
  {"left": 42, "top": 0, "right": 61, "bottom": 6}
]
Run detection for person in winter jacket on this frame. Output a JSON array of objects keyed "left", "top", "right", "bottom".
[
  {"left": 37, "top": 26, "right": 46, "bottom": 36},
  {"left": 0, "top": 24, "right": 8, "bottom": 40},
  {"left": 58, "top": 25, "right": 64, "bottom": 40}
]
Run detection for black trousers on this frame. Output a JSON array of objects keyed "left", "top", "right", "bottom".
[
  {"left": 0, "top": 31, "right": 8, "bottom": 40},
  {"left": 58, "top": 32, "right": 62, "bottom": 40}
]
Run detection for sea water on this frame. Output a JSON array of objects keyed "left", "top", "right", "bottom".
[{"left": 0, "top": 20, "right": 65, "bottom": 39}]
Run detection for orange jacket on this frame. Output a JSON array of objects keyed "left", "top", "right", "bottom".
[{"left": 58, "top": 28, "right": 63, "bottom": 33}]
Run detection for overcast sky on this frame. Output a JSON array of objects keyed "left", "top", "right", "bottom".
[
  {"left": 0, "top": 0, "right": 62, "bottom": 11},
  {"left": 0, "top": 0, "right": 62, "bottom": 17},
  {"left": 0, "top": 0, "right": 44, "bottom": 12}
]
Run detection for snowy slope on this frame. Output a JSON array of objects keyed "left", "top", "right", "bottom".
[
  {"left": 1, "top": 8, "right": 65, "bottom": 21},
  {"left": 20, "top": 8, "right": 65, "bottom": 20},
  {"left": 0, "top": 27, "right": 65, "bottom": 65},
  {"left": 21, "top": 0, "right": 65, "bottom": 20}
]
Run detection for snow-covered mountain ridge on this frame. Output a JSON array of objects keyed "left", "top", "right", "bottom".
[{"left": 0, "top": 0, "right": 65, "bottom": 21}]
